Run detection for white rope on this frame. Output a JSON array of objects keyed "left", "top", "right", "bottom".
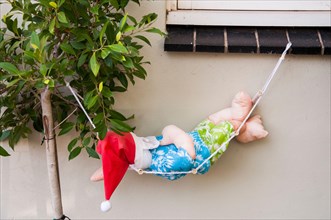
[
  {"left": 141, "top": 42, "right": 292, "bottom": 176},
  {"left": 65, "top": 81, "right": 96, "bottom": 130},
  {"left": 66, "top": 43, "right": 291, "bottom": 176},
  {"left": 252, "top": 42, "right": 292, "bottom": 103},
  {"left": 53, "top": 107, "right": 78, "bottom": 131}
]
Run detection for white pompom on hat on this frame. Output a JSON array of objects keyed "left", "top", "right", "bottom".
[{"left": 96, "top": 131, "right": 136, "bottom": 212}]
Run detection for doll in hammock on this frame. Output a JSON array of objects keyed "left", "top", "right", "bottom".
[{"left": 91, "top": 91, "right": 268, "bottom": 211}]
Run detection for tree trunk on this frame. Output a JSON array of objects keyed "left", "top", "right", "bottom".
[{"left": 41, "top": 88, "right": 64, "bottom": 219}]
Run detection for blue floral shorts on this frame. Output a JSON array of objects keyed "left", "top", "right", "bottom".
[{"left": 148, "top": 120, "right": 233, "bottom": 181}]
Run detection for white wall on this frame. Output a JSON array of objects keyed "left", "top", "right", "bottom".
[{"left": 1, "top": 1, "right": 330, "bottom": 219}]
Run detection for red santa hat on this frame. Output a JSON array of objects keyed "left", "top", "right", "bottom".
[{"left": 96, "top": 131, "right": 136, "bottom": 212}]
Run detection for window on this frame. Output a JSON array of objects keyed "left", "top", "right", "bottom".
[
  {"left": 167, "top": 0, "right": 331, "bottom": 26},
  {"left": 165, "top": 0, "right": 331, "bottom": 54}
]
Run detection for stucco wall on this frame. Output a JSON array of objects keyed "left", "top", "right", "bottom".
[{"left": 1, "top": 1, "right": 330, "bottom": 219}]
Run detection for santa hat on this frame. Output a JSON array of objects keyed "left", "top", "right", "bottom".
[{"left": 96, "top": 131, "right": 136, "bottom": 212}]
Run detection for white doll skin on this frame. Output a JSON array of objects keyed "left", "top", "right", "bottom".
[
  {"left": 91, "top": 91, "right": 268, "bottom": 181},
  {"left": 159, "top": 91, "right": 268, "bottom": 158},
  {"left": 208, "top": 91, "right": 269, "bottom": 143}
]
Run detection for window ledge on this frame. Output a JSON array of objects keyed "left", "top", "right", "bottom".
[{"left": 164, "top": 26, "right": 331, "bottom": 55}]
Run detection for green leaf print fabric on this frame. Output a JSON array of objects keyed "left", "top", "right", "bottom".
[{"left": 195, "top": 120, "right": 234, "bottom": 165}]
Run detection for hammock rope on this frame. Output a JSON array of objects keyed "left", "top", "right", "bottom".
[{"left": 65, "top": 42, "right": 292, "bottom": 176}]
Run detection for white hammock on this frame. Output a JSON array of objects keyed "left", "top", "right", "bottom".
[{"left": 66, "top": 42, "right": 292, "bottom": 176}]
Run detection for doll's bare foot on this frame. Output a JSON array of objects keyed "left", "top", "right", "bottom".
[
  {"left": 231, "top": 91, "right": 253, "bottom": 121},
  {"left": 236, "top": 115, "right": 268, "bottom": 143},
  {"left": 90, "top": 167, "right": 104, "bottom": 181}
]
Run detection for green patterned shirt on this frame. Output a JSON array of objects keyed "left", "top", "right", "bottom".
[{"left": 195, "top": 120, "right": 234, "bottom": 165}]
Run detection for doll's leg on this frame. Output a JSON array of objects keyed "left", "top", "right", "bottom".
[
  {"left": 236, "top": 115, "right": 268, "bottom": 143},
  {"left": 160, "top": 125, "right": 196, "bottom": 159},
  {"left": 208, "top": 91, "right": 253, "bottom": 125}
]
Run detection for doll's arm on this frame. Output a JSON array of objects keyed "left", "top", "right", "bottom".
[
  {"left": 208, "top": 91, "right": 253, "bottom": 125},
  {"left": 91, "top": 167, "right": 103, "bottom": 181},
  {"left": 160, "top": 125, "right": 196, "bottom": 159},
  {"left": 208, "top": 108, "right": 233, "bottom": 124}
]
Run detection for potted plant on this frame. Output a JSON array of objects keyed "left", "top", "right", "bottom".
[{"left": 0, "top": 0, "right": 164, "bottom": 218}]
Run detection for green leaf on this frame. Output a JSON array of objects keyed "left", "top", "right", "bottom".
[
  {"left": 70, "top": 41, "right": 86, "bottom": 50},
  {"left": 0, "top": 130, "right": 11, "bottom": 141},
  {"left": 87, "top": 95, "right": 98, "bottom": 110},
  {"left": 127, "top": 46, "right": 139, "bottom": 56},
  {"left": 98, "top": 124, "right": 108, "bottom": 140},
  {"left": 108, "top": 0, "right": 119, "bottom": 9},
  {"left": 57, "top": 12, "right": 68, "bottom": 23},
  {"left": 33, "top": 116, "right": 43, "bottom": 132},
  {"left": 85, "top": 146, "right": 100, "bottom": 159},
  {"left": 0, "top": 62, "right": 20, "bottom": 75},
  {"left": 133, "top": 64, "right": 147, "bottom": 79},
  {"left": 101, "top": 86, "right": 113, "bottom": 98},
  {"left": 64, "top": 70, "right": 75, "bottom": 76},
  {"left": 94, "top": 120, "right": 108, "bottom": 140},
  {"left": 132, "top": 0, "right": 140, "bottom": 5},
  {"left": 49, "top": 17, "right": 56, "bottom": 34},
  {"left": 43, "top": 79, "right": 50, "bottom": 85},
  {"left": 99, "top": 21, "right": 109, "bottom": 44},
  {"left": 112, "top": 86, "right": 126, "bottom": 92},
  {"left": 6, "top": 78, "right": 21, "bottom": 88},
  {"left": 69, "top": 147, "right": 82, "bottom": 160},
  {"left": 82, "top": 137, "right": 91, "bottom": 146},
  {"left": 84, "top": 90, "right": 95, "bottom": 107},
  {"left": 24, "top": 51, "right": 37, "bottom": 60},
  {"left": 77, "top": 53, "right": 88, "bottom": 67},
  {"left": 146, "top": 27, "right": 165, "bottom": 36},
  {"left": 101, "top": 47, "right": 111, "bottom": 59},
  {"left": 120, "top": 0, "right": 129, "bottom": 8},
  {"left": 59, "top": 0, "right": 65, "bottom": 7},
  {"left": 49, "top": 2, "right": 58, "bottom": 8},
  {"left": 90, "top": 5, "right": 99, "bottom": 15},
  {"left": 98, "top": 82, "right": 103, "bottom": 92},
  {"left": 117, "top": 73, "right": 128, "bottom": 88},
  {"left": 8, "top": 126, "right": 22, "bottom": 148},
  {"left": 59, "top": 122, "right": 75, "bottom": 136},
  {"left": 139, "top": 13, "right": 158, "bottom": 27},
  {"left": 93, "top": 113, "right": 104, "bottom": 125},
  {"left": 116, "top": 31, "right": 122, "bottom": 42},
  {"left": 135, "top": 35, "right": 151, "bottom": 46},
  {"left": 30, "top": 31, "right": 40, "bottom": 49},
  {"left": 12, "top": 18, "right": 18, "bottom": 35},
  {"left": 68, "top": 138, "right": 78, "bottom": 152},
  {"left": 48, "top": 79, "right": 55, "bottom": 88},
  {"left": 128, "top": 15, "right": 138, "bottom": 25},
  {"left": 89, "top": 52, "right": 100, "bottom": 76},
  {"left": 0, "top": 146, "right": 10, "bottom": 157},
  {"left": 60, "top": 43, "right": 76, "bottom": 55},
  {"left": 40, "top": 64, "right": 47, "bottom": 76},
  {"left": 119, "top": 13, "right": 128, "bottom": 31},
  {"left": 108, "top": 44, "right": 128, "bottom": 54},
  {"left": 122, "top": 57, "right": 134, "bottom": 69},
  {"left": 34, "top": 80, "right": 45, "bottom": 89},
  {"left": 109, "top": 110, "right": 127, "bottom": 121},
  {"left": 110, "top": 119, "right": 133, "bottom": 132},
  {"left": 104, "top": 56, "right": 113, "bottom": 67},
  {"left": 123, "top": 25, "right": 135, "bottom": 33}
]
